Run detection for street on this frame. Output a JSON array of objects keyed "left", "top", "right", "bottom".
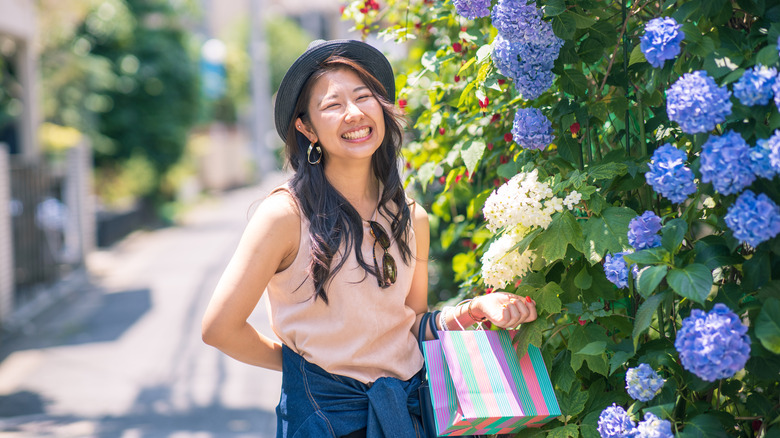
[{"left": 0, "top": 173, "right": 289, "bottom": 437}]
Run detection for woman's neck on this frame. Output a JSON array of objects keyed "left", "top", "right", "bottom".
[{"left": 324, "top": 161, "right": 380, "bottom": 220}]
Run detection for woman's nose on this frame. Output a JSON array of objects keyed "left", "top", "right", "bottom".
[{"left": 344, "top": 100, "right": 364, "bottom": 121}]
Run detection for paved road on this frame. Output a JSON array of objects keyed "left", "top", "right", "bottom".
[{"left": 0, "top": 173, "right": 290, "bottom": 437}]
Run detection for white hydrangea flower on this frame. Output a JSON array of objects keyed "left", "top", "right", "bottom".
[
  {"left": 483, "top": 169, "right": 559, "bottom": 233},
  {"left": 563, "top": 191, "right": 582, "bottom": 209},
  {"left": 481, "top": 227, "right": 534, "bottom": 289}
]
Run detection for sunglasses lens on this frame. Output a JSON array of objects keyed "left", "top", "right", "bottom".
[
  {"left": 383, "top": 252, "right": 397, "bottom": 284},
  {"left": 370, "top": 222, "right": 390, "bottom": 248}
]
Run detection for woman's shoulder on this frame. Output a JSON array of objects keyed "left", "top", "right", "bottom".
[
  {"left": 405, "top": 196, "right": 428, "bottom": 231},
  {"left": 248, "top": 184, "right": 301, "bottom": 233}
]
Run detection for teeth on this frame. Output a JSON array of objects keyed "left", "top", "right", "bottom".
[{"left": 342, "top": 127, "right": 370, "bottom": 140}]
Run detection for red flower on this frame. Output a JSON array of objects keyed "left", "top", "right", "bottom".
[
  {"left": 455, "top": 174, "right": 463, "bottom": 183},
  {"left": 439, "top": 176, "right": 446, "bottom": 184},
  {"left": 359, "top": 6, "right": 368, "bottom": 13},
  {"left": 339, "top": 5, "right": 346, "bottom": 14},
  {"left": 479, "top": 97, "right": 489, "bottom": 109},
  {"left": 438, "top": 127, "right": 446, "bottom": 135},
  {"left": 452, "top": 42, "right": 462, "bottom": 53},
  {"left": 398, "top": 98, "right": 407, "bottom": 109},
  {"left": 370, "top": 0, "right": 380, "bottom": 10},
  {"left": 500, "top": 155, "right": 508, "bottom": 164},
  {"left": 498, "top": 79, "right": 506, "bottom": 85},
  {"left": 454, "top": 75, "right": 460, "bottom": 83},
  {"left": 493, "top": 178, "right": 501, "bottom": 187},
  {"left": 461, "top": 26, "right": 468, "bottom": 32},
  {"left": 578, "top": 317, "right": 587, "bottom": 326},
  {"left": 405, "top": 162, "right": 412, "bottom": 169},
  {"left": 504, "top": 132, "right": 513, "bottom": 142},
  {"left": 485, "top": 288, "right": 494, "bottom": 294},
  {"left": 570, "top": 122, "right": 581, "bottom": 135},
  {"left": 487, "top": 143, "right": 494, "bottom": 151},
  {"left": 491, "top": 113, "right": 500, "bottom": 123},
  {"left": 515, "top": 279, "right": 523, "bottom": 287}
]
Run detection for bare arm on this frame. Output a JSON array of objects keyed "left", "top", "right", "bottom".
[{"left": 201, "top": 192, "right": 300, "bottom": 371}]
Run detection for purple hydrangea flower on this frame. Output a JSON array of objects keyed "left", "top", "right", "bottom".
[
  {"left": 598, "top": 404, "right": 637, "bottom": 438},
  {"left": 724, "top": 190, "right": 780, "bottom": 248},
  {"left": 636, "top": 413, "right": 674, "bottom": 438},
  {"left": 640, "top": 17, "right": 685, "bottom": 68},
  {"left": 768, "top": 130, "right": 780, "bottom": 171},
  {"left": 628, "top": 211, "right": 663, "bottom": 250},
  {"left": 750, "top": 138, "right": 778, "bottom": 180},
  {"left": 645, "top": 144, "right": 697, "bottom": 204},
  {"left": 511, "top": 107, "right": 554, "bottom": 150},
  {"left": 452, "top": 0, "right": 491, "bottom": 19},
  {"left": 491, "top": 0, "right": 541, "bottom": 42},
  {"left": 604, "top": 251, "right": 638, "bottom": 289},
  {"left": 625, "top": 363, "right": 665, "bottom": 401},
  {"left": 491, "top": 22, "right": 562, "bottom": 99},
  {"left": 667, "top": 71, "right": 732, "bottom": 134},
  {"left": 674, "top": 303, "right": 751, "bottom": 382},
  {"left": 700, "top": 131, "right": 755, "bottom": 196},
  {"left": 733, "top": 65, "right": 777, "bottom": 106}
]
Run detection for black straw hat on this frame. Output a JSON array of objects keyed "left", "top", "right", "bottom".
[{"left": 273, "top": 39, "right": 396, "bottom": 143}]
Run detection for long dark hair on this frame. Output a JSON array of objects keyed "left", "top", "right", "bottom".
[{"left": 284, "top": 55, "right": 412, "bottom": 303}]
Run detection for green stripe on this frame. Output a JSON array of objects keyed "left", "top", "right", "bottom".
[
  {"left": 498, "top": 332, "right": 537, "bottom": 418},
  {"left": 528, "top": 346, "right": 561, "bottom": 416},
  {"left": 448, "top": 333, "right": 489, "bottom": 419}
]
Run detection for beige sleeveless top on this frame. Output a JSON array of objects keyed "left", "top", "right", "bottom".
[{"left": 265, "top": 189, "right": 424, "bottom": 384}]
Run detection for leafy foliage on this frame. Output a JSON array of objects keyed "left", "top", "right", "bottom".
[{"left": 346, "top": 0, "right": 780, "bottom": 435}]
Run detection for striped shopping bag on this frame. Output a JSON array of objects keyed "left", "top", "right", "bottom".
[{"left": 420, "top": 329, "right": 560, "bottom": 436}]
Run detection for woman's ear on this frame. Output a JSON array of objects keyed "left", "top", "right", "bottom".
[{"left": 295, "top": 118, "right": 318, "bottom": 144}]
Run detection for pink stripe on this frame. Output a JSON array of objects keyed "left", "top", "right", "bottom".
[
  {"left": 450, "top": 331, "right": 502, "bottom": 419},
  {"left": 423, "top": 340, "right": 454, "bottom": 433},
  {"left": 518, "top": 349, "right": 547, "bottom": 414},
  {"left": 485, "top": 332, "right": 525, "bottom": 415},
  {"left": 439, "top": 333, "right": 475, "bottom": 418}
]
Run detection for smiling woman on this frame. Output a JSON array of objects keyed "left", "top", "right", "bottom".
[{"left": 201, "top": 39, "right": 538, "bottom": 438}]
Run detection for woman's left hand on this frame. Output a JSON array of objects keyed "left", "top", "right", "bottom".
[{"left": 472, "top": 292, "right": 538, "bottom": 329}]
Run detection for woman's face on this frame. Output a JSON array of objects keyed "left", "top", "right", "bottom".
[{"left": 296, "top": 68, "right": 386, "bottom": 164}]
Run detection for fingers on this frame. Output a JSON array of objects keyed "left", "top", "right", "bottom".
[{"left": 492, "top": 294, "right": 537, "bottom": 328}]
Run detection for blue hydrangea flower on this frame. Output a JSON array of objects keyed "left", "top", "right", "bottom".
[
  {"left": 640, "top": 17, "right": 685, "bottom": 68},
  {"left": 700, "top": 131, "right": 755, "bottom": 196},
  {"left": 491, "top": 23, "right": 562, "bottom": 99},
  {"left": 645, "top": 144, "right": 697, "bottom": 204},
  {"left": 774, "top": 79, "right": 780, "bottom": 112},
  {"left": 452, "top": 0, "right": 491, "bottom": 19},
  {"left": 724, "top": 190, "right": 780, "bottom": 248},
  {"left": 511, "top": 108, "right": 554, "bottom": 150},
  {"left": 733, "top": 65, "right": 777, "bottom": 106},
  {"left": 628, "top": 211, "right": 663, "bottom": 251},
  {"left": 750, "top": 139, "right": 778, "bottom": 180},
  {"left": 635, "top": 413, "right": 673, "bottom": 438},
  {"left": 491, "top": 0, "right": 541, "bottom": 42},
  {"left": 667, "top": 71, "right": 732, "bottom": 134},
  {"left": 598, "top": 404, "right": 637, "bottom": 438},
  {"left": 768, "top": 130, "right": 780, "bottom": 172},
  {"left": 604, "top": 252, "right": 638, "bottom": 289},
  {"left": 674, "top": 303, "right": 751, "bottom": 382},
  {"left": 625, "top": 363, "right": 665, "bottom": 402}
]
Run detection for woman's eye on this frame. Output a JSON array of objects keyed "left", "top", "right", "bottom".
[
  {"left": 324, "top": 103, "right": 339, "bottom": 109},
  {"left": 357, "top": 95, "right": 372, "bottom": 101}
]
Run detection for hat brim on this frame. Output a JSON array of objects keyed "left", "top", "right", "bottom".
[{"left": 273, "top": 39, "right": 396, "bottom": 143}]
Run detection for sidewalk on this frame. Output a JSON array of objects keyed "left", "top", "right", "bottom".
[{"left": 0, "top": 172, "right": 290, "bottom": 437}]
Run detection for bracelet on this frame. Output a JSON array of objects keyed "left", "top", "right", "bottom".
[
  {"left": 468, "top": 298, "right": 488, "bottom": 323},
  {"left": 439, "top": 306, "right": 452, "bottom": 331}
]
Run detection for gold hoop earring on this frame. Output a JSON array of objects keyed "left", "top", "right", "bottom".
[{"left": 307, "top": 143, "right": 322, "bottom": 165}]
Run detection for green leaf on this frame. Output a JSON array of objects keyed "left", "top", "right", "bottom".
[
  {"left": 514, "top": 318, "right": 545, "bottom": 356},
  {"left": 633, "top": 291, "right": 668, "bottom": 349},
  {"left": 552, "top": 12, "right": 577, "bottom": 39},
  {"left": 694, "top": 236, "right": 739, "bottom": 271},
  {"left": 577, "top": 341, "right": 606, "bottom": 356},
  {"left": 460, "top": 138, "right": 486, "bottom": 175},
  {"left": 570, "top": 324, "right": 610, "bottom": 376},
  {"left": 678, "top": 414, "right": 728, "bottom": 438},
  {"left": 559, "top": 68, "right": 588, "bottom": 95},
  {"left": 476, "top": 43, "right": 492, "bottom": 63},
  {"left": 644, "top": 403, "right": 676, "bottom": 420},
  {"left": 547, "top": 424, "right": 579, "bottom": 438},
  {"left": 559, "top": 386, "right": 588, "bottom": 418},
  {"left": 574, "top": 266, "right": 593, "bottom": 289},
  {"left": 743, "top": 252, "right": 770, "bottom": 291},
  {"left": 637, "top": 265, "right": 668, "bottom": 298},
  {"left": 757, "top": 44, "right": 780, "bottom": 66},
  {"left": 755, "top": 298, "right": 780, "bottom": 354},
  {"left": 579, "top": 36, "right": 605, "bottom": 64},
  {"left": 531, "top": 211, "right": 583, "bottom": 263},
  {"left": 667, "top": 264, "right": 713, "bottom": 304},
  {"left": 582, "top": 207, "right": 635, "bottom": 264},
  {"left": 609, "top": 350, "right": 635, "bottom": 375},
  {"left": 587, "top": 162, "right": 628, "bottom": 180},
  {"left": 542, "top": 0, "right": 566, "bottom": 16},
  {"left": 417, "top": 162, "right": 436, "bottom": 190},
  {"left": 623, "top": 247, "right": 670, "bottom": 266},
  {"left": 553, "top": 353, "right": 577, "bottom": 393},
  {"left": 531, "top": 281, "right": 563, "bottom": 315},
  {"left": 661, "top": 218, "right": 688, "bottom": 253},
  {"left": 509, "top": 227, "right": 543, "bottom": 255},
  {"left": 628, "top": 44, "right": 646, "bottom": 66},
  {"left": 570, "top": 12, "right": 596, "bottom": 29}
]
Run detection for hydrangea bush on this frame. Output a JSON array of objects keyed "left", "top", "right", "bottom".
[{"left": 345, "top": 0, "right": 780, "bottom": 436}]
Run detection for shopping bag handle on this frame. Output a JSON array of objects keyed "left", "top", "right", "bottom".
[{"left": 417, "top": 311, "right": 441, "bottom": 352}]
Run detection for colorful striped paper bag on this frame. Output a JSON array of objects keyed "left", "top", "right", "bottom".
[{"left": 421, "top": 330, "right": 560, "bottom": 436}]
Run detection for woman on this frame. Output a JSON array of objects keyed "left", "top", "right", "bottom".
[{"left": 202, "top": 39, "right": 538, "bottom": 438}]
